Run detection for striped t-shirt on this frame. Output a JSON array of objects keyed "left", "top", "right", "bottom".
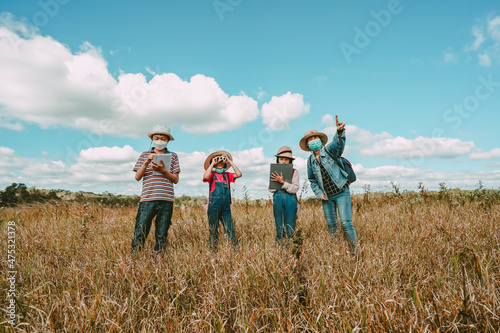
[{"left": 133, "top": 149, "right": 180, "bottom": 202}]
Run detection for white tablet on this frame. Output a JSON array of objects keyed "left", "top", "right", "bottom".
[{"left": 153, "top": 154, "right": 172, "bottom": 176}]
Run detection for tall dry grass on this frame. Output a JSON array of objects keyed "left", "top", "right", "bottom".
[{"left": 0, "top": 190, "right": 499, "bottom": 332}]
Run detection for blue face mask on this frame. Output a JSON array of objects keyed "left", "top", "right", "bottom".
[
  {"left": 212, "top": 167, "right": 227, "bottom": 174},
  {"left": 308, "top": 138, "right": 323, "bottom": 151}
]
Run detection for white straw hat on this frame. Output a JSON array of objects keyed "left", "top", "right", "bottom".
[{"left": 147, "top": 124, "right": 174, "bottom": 141}]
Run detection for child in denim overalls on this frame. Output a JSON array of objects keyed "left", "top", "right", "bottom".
[
  {"left": 203, "top": 151, "right": 242, "bottom": 250},
  {"left": 269, "top": 146, "right": 300, "bottom": 244}
]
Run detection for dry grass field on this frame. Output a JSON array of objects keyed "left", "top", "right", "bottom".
[{"left": 1, "top": 189, "right": 499, "bottom": 332}]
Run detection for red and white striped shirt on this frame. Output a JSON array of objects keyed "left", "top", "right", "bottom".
[{"left": 133, "top": 150, "right": 180, "bottom": 202}]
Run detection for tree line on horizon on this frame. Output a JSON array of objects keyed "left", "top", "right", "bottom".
[{"left": 1, "top": 182, "right": 499, "bottom": 208}]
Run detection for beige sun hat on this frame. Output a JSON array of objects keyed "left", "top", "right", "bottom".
[
  {"left": 275, "top": 146, "right": 295, "bottom": 160},
  {"left": 299, "top": 130, "right": 328, "bottom": 151},
  {"left": 148, "top": 124, "right": 174, "bottom": 141},
  {"left": 204, "top": 150, "right": 233, "bottom": 170}
]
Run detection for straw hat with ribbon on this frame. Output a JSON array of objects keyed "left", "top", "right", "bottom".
[
  {"left": 147, "top": 124, "right": 174, "bottom": 141},
  {"left": 204, "top": 150, "right": 233, "bottom": 170},
  {"left": 275, "top": 146, "right": 295, "bottom": 161},
  {"left": 299, "top": 130, "right": 328, "bottom": 151}
]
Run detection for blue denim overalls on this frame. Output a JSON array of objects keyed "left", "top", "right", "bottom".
[{"left": 207, "top": 172, "right": 237, "bottom": 249}]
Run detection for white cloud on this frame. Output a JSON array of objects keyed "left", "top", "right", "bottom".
[
  {"left": 320, "top": 114, "right": 343, "bottom": 136},
  {"left": 0, "top": 146, "right": 15, "bottom": 156},
  {"left": 233, "top": 148, "right": 273, "bottom": 177},
  {"left": 109, "top": 46, "right": 131, "bottom": 56},
  {"left": 0, "top": 16, "right": 259, "bottom": 137},
  {"left": 262, "top": 92, "right": 310, "bottom": 131},
  {"left": 321, "top": 114, "right": 335, "bottom": 127},
  {"left": 466, "top": 15, "right": 500, "bottom": 66},
  {"left": 478, "top": 53, "right": 491, "bottom": 67},
  {"left": 360, "top": 136, "right": 475, "bottom": 159},
  {"left": 350, "top": 163, "right": 500, "bottom": 192},
  {"left": 78, "top": 145, "right": 139, "bottom": 162},
  {"left": 471, "top": 27, "right": 486, "bottom": 51},
  {"left": 345, "top": 125, "right": 392, "bottom": 144},
  {"left": 321, "top": 115, "right": 392, "bottom": 143},
  {"left": 0, "top": 12, "right": 37, "bottom": 38},
  {"left": 470, "top": 148, "right": 500, "bottom": 160},
  {"left": 0, "top": 118, "right": 23, "bottom": 131},
  {"left": 0, "top": 145, "right": 140, "bottom": 193},
  {"left": 314, "top": 75, "right": 327, "bottom": 82},
  {"left": 1, "top": 144, "right": 500, "bottom": 198},
  {"left": 443, "top": 50, "right": 459, "bottom": 64},
  {"left": 318, "top": 115, "right": 478, "bottom": 162},
  {"left": 469, "top": 26, "right": 486, "bottom": 51},
  {"left": 256, "top": 87, "right": 266, "bottom": 100},
  {"left": 0, "top": 144, "right": 313, "bottom": 199},
  {"left": 487, "top": 15, "right": 500, "bottom": 42},
  {"left": 354, "top": 164, "right": 426, "bottom": 181}
]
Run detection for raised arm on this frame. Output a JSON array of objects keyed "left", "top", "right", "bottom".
[
  {"left": 226, "top": 156, "right": 242, "bottom": 179},
  {"left": 203, "top": 158, "right": 217, "bottom": 181},
  {"left": 324, "top": 115, "right": 346, "bottom": 159}
]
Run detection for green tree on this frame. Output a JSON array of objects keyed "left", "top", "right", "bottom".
[{"left": 1, "top": 183, "right": 29, "bottom": 206}]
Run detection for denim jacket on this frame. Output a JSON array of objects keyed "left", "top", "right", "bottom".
[{"left": 307, "top": 130, "right": 348, "bottom": 199}]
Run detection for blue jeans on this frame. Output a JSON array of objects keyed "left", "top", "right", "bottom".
[
  {"left": 131, "top": 200, "right": 173, "bottom": 253},
  {"left": 273, "top": 190, "right": 297, "bottom": 243},
  {"left": 321, "top": 187, "right": 357, "bottom": 248}
]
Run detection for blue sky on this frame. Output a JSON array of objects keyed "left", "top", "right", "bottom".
[{"left": 0, "top": 0, "right": 499, "bottom": 198}]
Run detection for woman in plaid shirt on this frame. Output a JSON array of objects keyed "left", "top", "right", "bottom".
[{"left": 301, "top": 115, "right": 357, "bottom": 249}]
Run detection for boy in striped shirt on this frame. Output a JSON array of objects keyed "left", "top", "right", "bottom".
[{"left": 131, "top": 125, "right": 180, "bottom": 253}]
